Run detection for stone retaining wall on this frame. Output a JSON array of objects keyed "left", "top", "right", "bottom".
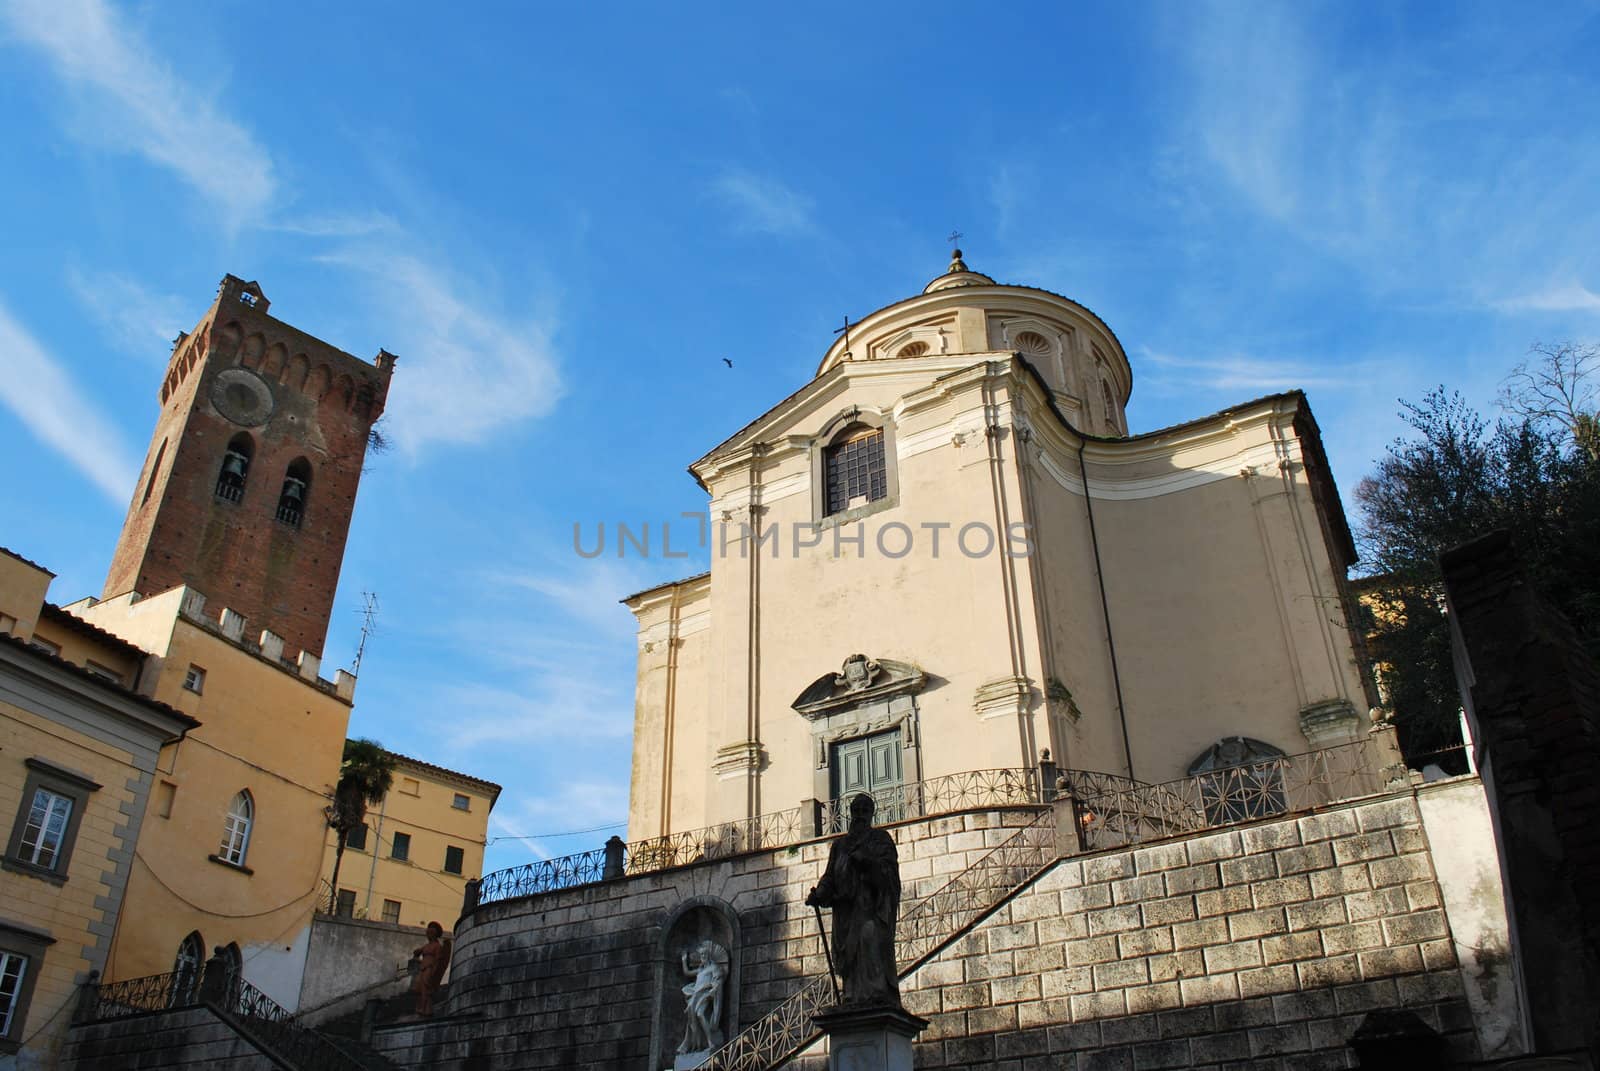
[
  {"left": 62, "top": 1006, "right": 276, "bottom": 1069},
  {"left": 368, "top": 788, "right": 1502, "bottom": 1070}
]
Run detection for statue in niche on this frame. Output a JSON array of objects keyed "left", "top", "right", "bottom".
[
  {"left": 677, "top": 939, "right": 729, "bottom": 1055},
  {"left": 806, "top": 794, "right": 902, "bottom": 1007}
]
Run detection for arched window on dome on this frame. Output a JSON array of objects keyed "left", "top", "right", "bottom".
[
  {"left": 1187, "top": 737, "right": 1287, "bottom": 824},
  {"left": 1102, "top": 381, "right": 1119, "bottom": 434},
  {"left": 215, "top": 433, "right": 253, "bottom": 503},
  {"left": 218, "top": 791, "right": 253, "bottom": 867},
  {"left": 276, "top": 458, "right": 311, "bottom": 528}
]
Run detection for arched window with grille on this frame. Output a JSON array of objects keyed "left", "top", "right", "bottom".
[
  {"left": 276, "top": 458, "right": 311, "bottom": 528},
  {"left": 1187, "top": 737, "right": 1287, "bottom": 824},
  {"left": 218, "top": 791, "right": 253, "bottom": 866},
  {"left": 215, "top": 434, "right": 253, "bottom": 503}
]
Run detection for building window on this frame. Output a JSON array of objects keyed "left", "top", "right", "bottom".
[
  {"left": 399, "top": 778, "right": 420, "bottom": 797},
  {"left": 390, "top": 832, "right": 410, "bottom": 862},
  {"left": 381, "top": 899, "right": 402, "bottom": 925},
  {"left": 86, "top": 661, "right": 124, "bottom": 686},
  {"left": 4, "top": 758, "right": 99, "bottom": 884},
  {"left": 344, "top": 823, "right": 368, "bottom": 851},
  {"left": 217, "top": 791, "right": 253, "bottom": 867},
  {"left": 0, "top": 924, "right": 53, "bottom": 1051},
  {"left": 216, "top": 433, "right": 253, "bottom": 503},
  {"left": 141, "top": 438, "right": 168, "bottom": 508},
  {"left": 451, "top": 793, "right": 470, "bottom": 811},
  {"left": 443, "top": 845, "right": 464, "bottom": 875},
  {"left": 824, "top": 426, "right": 888, "bottom": 516},
  {"left": 171, "top": 931, "right": 204, "bottom": 1007},
  {"left": 27, "top": 637, "right": 60, "bottom": 658},
  {"left": 183, "top": 665, "right": 206, "bottom": 694},
  {"left": 155, "top": 782, "right": 176, "bottom": 819},
  {"left": 276, "top": 458, "right": 311, "bottom": 528},
  {"left": 335, "top": 889, "right": 357, "bottom": 918}
]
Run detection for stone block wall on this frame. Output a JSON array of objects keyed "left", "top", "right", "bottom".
[
  {"left": 371, "top": 808, "right": 1044, "bottom": 1069},
  {"left": 882, "top": 793, "right": 1475, "bottom": 1069},
  {"left": 63, "top": 1006, "right": 276, "bottom": 1069},
  {"left": 369, "top": 791, "right": 1492, "bottom": 1071}
]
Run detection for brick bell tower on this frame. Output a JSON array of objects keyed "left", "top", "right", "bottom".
[{"left": 104, "top": 274, "right": 396, "bottom": 659}]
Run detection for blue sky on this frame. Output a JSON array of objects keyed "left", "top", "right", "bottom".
[{"left": 2, "top": 1, "right": 1598, "bottom": 874}]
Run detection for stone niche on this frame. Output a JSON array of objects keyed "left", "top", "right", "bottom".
[{"left": 649, "top": 897, "right": 741, "bottom": 1071}]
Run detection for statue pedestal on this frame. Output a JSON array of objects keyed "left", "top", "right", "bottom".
[
  {"left": 673, "top": 1052, "right": 710, "bottom": 1070},
  {"left": 813, "top": 1005, "right": 929, "bottom": 1071}
]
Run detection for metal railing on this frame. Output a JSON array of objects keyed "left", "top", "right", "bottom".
[
  {"left": 1069, "top": 734, "right": 1405, "bottom": 851},
  {"left": 705, "top": 809, "right": 1059, "bottom": 1070},
  {"left": 78, "top": 967, "right": 371, "bottom": 1071},
  {"left": 474, "top": 766, "right": 1148, "bottom": 909}
]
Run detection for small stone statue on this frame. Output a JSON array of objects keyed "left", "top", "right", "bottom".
[
  {"left": 806, "top": 794, "right": 901, "bottom": 1007},
  {"left": 677, "top": 939, "right": 729, "bottom": 1055}
]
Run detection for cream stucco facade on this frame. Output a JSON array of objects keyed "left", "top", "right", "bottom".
[{"left": 626, "top": 253, "right": 1380, "bottom": 841}]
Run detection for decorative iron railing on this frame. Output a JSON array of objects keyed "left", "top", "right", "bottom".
[
  {"left": 81, "top": 970, "right": 197, "bottom": 1020},
  {"left": 1070, "top": 734, "right": 1405, "bottom": 851},
  {"left": 704, "top": 809, "right": 1060, "bottom": 1070},
  {"left": 474, "top": 766, "right": 1146, "bottom": 908},
  {"left": 78, "top": 967, "right": 370, "bottom": 1070}
]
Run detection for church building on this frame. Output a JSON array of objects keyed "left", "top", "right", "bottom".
[{"left": 627, "top": 251, "right": 1380, "bottom": 841}]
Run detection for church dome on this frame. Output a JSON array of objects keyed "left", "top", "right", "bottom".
[{"left": 923, "top": 248, "right": 995, "bottom": 293}]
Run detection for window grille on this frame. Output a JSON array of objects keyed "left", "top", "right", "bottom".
[{"left": 823, "top": 428, "right": 887, "bottom": 515}]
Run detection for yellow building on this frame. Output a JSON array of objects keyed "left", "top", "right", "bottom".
[
  {"left": 1, "top": 547, "right": 197, "bottom": 1067},
  {"left": 65, "top": 584, "right": 356, "bottom": 1009},
  {"left": 319, "top": 751, "right": 500, "bottom": 930}
]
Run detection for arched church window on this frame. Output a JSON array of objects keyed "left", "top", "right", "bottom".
[
  {"left": 276, "top": 458, "right": 311, "bottom": 528},
  {"left": 896, "top": 340, "right": 930, "bottom": 358},
  {"left": 824, "top": 425, "right": 887, "bottom": 516},
  {"left": 171, "top": 931, "right": 204, "bottom": 1006},
  {"left": 1102, "top": 381, "right": 1118, "bottom": 433},
  {"left": 219, "top": 791, "right": 253, "bottom": 866},
  {"left": 1186, "top": 737, "right": 1287, "bottom": 825},
  {"left": 215, "top": 434, "right": 253, "bottom": 503}
]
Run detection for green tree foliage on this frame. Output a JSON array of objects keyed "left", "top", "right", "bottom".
[
  {"left": 1354, "top": 356, "right": 1600, "bottom": 770},
  {"left": 326, "top": 738, "right": 398, "bottom": 902}
]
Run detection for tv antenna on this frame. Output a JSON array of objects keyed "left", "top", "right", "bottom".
[{"left": 352, "top": 592, "right": 380, "bottom": 676}]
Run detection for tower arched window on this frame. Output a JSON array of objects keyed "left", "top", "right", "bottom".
[
  {"left": 218, "top": 791, "right": 253, "bottom": 866},
  {"left": 823, "top": 424, "right": 888, "bottom": 516},
  {"left": 276, "top": 458, "right": 311, "bottom": 528},
  {"left": 215, "top": 434, "right": 253, "bottom": 503}
]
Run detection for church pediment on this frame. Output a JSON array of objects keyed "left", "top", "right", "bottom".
[{"left": 792, "top": 654, "right": 926, "bottom": 720}]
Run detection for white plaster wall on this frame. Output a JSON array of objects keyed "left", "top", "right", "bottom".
[
  {"left": 243, "top": 921, "right": 312, "bottom": 1012},
  {"left": 1416, "top": 776, "right": 1526, "bottom": 1059}
]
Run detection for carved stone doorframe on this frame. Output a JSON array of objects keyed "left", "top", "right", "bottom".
[{"left": 792, "top": 655, "right": 928, "bottom": 810}]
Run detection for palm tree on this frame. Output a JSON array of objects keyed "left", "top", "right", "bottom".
[{"left": 326, "top": 738, "right": 397, "bottom": 909}]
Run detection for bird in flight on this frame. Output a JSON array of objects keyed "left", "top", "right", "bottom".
[{"left": 722, "top": 358, "right": 734, "bottom": 368}]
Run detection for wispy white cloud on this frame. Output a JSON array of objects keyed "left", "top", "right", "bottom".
[
  {"left": 487, "top": 781, "right": 629, "bottom": 864},
  {"left": 1493, "top": 282, "right": 1600, "bottom": 314},
  {"left": 2, "top": 0, "right": 276, "bottom": 222},
  {"left": 270, "top": 212, "right": 402, "bottom": 239},
  {"left": 711, "top": 168, "right": 814, "bottom": 235},
  {"left": 1168, "top": 5, "right": 1600, "bottom": 304},
  {"left": 316, "top": 248, "right": 562, "bottom": 454},
  {"left": 66, "top": 268, "right": 189, "bottom": 360},
  {"left": 486, "top": 558, "right": 650, "bottom": 641},
  {"left": 1140, "top": 347, "right": 1358, "bottom": 394},
  {"left": 0, "top": 299, "right": 137, "bottom": 502}
]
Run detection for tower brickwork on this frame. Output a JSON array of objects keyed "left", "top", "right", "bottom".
[{"left": 104, "top": 274, "right": 395, "bottom": 659}]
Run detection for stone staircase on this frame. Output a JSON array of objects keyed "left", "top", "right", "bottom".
[{"left": 705, "top": 807, "right": 1061, "bottom": 1070}]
